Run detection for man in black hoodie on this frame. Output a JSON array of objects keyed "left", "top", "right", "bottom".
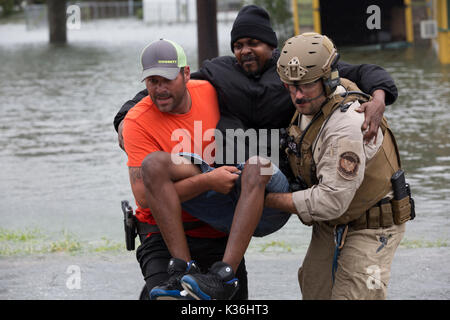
[
  {"left": 114, "top": 6, "right": 397, "bottom": 153},
  {"left": 114, "top": 5, "right": 398, "bottom": 300}
]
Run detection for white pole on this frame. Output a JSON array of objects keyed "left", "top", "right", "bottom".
[{"left": 128, "top": 0, "right": 133, "bottom": 16}]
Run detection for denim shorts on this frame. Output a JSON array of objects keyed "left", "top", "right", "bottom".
[{"left": 179, "top": 153, "right": 291, "bottom": 237}]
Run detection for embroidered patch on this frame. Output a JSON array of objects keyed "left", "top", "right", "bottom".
[{"left": 338, "top": 151, "right": 360, "bottom": 179}]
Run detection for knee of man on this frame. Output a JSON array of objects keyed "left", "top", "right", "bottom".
[
  {"left": 245, "top": 156, "right": 273, "bottom": 176},
  {"left": 141, "top": 151, "right": 171, "bottom": 180},
  {"left": 246, "top": 155, "right": 269, "bottom": 165}
]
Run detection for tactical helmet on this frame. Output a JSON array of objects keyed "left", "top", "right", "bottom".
[{"left": 277, "top": 33, "right": 340, "bottom": 95}]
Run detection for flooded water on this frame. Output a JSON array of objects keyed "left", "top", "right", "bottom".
[{"left": 0, "top": 18, "right": 449, "bottom": 252}]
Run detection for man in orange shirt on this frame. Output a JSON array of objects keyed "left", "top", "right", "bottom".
[{"left": 123, "top": 39, "right": 290, "bottom": 300}]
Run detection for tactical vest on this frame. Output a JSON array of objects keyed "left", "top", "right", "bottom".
[{"left": 285, "top": 79, "right": 402, "bottom": 227}]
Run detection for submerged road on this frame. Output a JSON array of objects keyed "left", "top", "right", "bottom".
[{"left": 0, "top": 247, "right": 448, "bottom": 300}]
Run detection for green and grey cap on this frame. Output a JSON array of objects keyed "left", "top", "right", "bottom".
[{"left": 140, "top": 39, "right": 187, "bottom": 81}]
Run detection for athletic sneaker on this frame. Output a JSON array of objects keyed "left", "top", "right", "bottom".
[
  {"left": 149, "top": 258, "right": 199, "bottom": 300},
  {"left": 181, "top": 261, "right": 239, "bottom": 300}
]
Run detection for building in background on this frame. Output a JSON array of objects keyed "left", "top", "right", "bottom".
[
  {"left": 142, "top": 0, "right": 240, "bottom": 25},
  {"left": 291, "top": 0, "right": 448, "bottom": 64},
  {"left": 433, "top": 0, "right": 450, "bottom": 64},
  {"left": 12, "top": 0, "right": 450, "bottom": 64},
  {"left": 23, "top": 0, "right": 143, "bottom": 30}
]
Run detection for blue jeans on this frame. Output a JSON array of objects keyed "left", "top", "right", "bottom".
[{"left": 179, "top": 153, "right": 291, "bottom": 237}]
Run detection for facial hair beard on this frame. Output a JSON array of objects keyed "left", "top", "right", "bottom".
[
  {"left": 151, "top": 92, "right": 174, "bottom": 111},
  {"left": 240, "top": 55, "right": 261, "bottom": 78}
]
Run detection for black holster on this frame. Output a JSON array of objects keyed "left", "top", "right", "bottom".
[
  {"left": 122, "top": 200, "right": 137, "bottom": 251},
  {"left": 391, "top": 170, "right": 416, "bottom": 224},
  {"left": 121, "top": 200, "right": 208, "bottom": 251}
]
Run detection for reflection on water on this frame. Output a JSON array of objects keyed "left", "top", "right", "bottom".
[{"left": 0, "top": 19, "right": 449, "bottom": 247}]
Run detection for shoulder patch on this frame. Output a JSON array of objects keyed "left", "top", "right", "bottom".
[{"left": 338, "top": 151, "right": 360, "bottom": 179}]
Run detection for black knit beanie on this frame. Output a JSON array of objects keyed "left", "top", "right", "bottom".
[{"left": 230, "top": 5, "right": 278, "bottom": 52}]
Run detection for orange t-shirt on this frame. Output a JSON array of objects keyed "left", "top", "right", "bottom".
[{"left": 123, "top": 80, "right": 225, "bottom": 238}]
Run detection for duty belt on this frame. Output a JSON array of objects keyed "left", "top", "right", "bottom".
[
  {"left": 330, "top": 194, "right": 414, "bottom": 282},
  {"left": 349, "top": 195, "right": 414, "bottom": 231},
  {"left": 348, "top": 198, "right": 391, "bottom": 230}
]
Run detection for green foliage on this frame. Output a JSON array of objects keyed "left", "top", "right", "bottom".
[
  {"left": 47, "top": 231, "right": 82, "bottom": 253},
  {"left": 0, "top": 227, "right": 123, "bottom": 256},
  {"left": 135, "top": 7, "right": 143, "bottom": 20},
  {"left": 0, "top": 0, "right": 15, "bottom": 16},
  {"left": 0, "top": 227, "right": 42, "bottom": 241},
  {"left": 259, "top": 240, "right": 292, "bottom": 252},
  {"left": 400, "top": 238, "right": 448, "bottom": 249}
]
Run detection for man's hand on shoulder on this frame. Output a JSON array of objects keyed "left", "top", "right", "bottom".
[{"left": 355, "top": 89, "right": 386, "bottom": 144}]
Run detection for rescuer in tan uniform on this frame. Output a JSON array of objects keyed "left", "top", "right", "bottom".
[{"left": 265, "top": 33, "right": 414, "bottom": 299}]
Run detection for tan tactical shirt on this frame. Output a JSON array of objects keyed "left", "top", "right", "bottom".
[{"left": 292, "top": 85, "right": 384, "bottom": 225}]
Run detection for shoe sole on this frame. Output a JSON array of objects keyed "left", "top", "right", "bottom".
[
  {"left": 155, "top": 296, "right": 182, "bottom": 300},
  {"left": 150, "top": 289, "right": 194, "bottom": 300},
  {"left": 180, "top": 276, "right": 211, "bottom": 300}
]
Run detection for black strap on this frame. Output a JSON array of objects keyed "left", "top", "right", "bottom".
[{"left": 135, "top": 219, "right": 207, "bottom": 235}]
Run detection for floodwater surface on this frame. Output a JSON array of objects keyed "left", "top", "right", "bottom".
[{"left": 0, "top": 18, "right": 449, "bottom": 252}]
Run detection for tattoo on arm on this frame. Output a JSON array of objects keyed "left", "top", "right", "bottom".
[
  {"left": 128, "top": 166, "right": 148, "bottom": 208},
  {"left": 129, "top": 167, "right": 142, "bottom": 184}
]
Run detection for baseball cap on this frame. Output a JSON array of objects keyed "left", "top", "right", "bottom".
[{"left": 140, "top": 39, "right": 187, "bottom": 81}]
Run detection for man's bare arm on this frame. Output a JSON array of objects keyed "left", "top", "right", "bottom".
[
  {"left": 128, "top": 165, "right": 240, "bottom": 208},
  {"left": 129, "top": 167, "right": 147, "bottom": 207},
  {"left": 265, "top": 192, "right": 297, "bottom": 214}
]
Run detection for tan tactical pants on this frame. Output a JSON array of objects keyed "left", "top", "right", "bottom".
[{"left": 298, "top": 221, "right": 405, "bottom": 300}]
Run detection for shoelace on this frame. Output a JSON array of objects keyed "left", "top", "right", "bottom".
[
  {"left": 197, "top": 273, "right": 231, "bottom": 289},
  {"left": 165, "top": 271, "right": 185, "bottom": 289},
  {"left": 166, "top": 260, "right": 197, "bottom": 289}
]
